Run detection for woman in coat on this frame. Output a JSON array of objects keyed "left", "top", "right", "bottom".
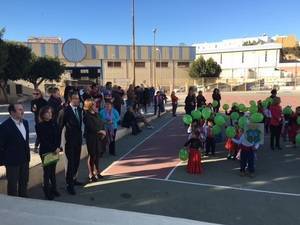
[
  {"left": 184, "top": 88, "right": 196, "bottom": 115},
  {"left": 36, "top": 106, "right": 61, "bottom": 200},
  {"left": 83, "top": 99, "right": 107, "bottom": 182}
]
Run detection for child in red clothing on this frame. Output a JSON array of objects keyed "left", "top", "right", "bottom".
[
  {"left": 287, "top": 106, "right": 300, "bottom": 148},
  {"left": 184, "top": 130, "right": 203, "bottom": 174},
  {"left": 225, "top": 126, "right": 242, "bottom": 160}
]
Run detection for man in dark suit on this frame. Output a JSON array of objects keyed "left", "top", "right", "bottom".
[
  {"left": 58, "top": 91, "right": 83, "bottom": 195},
  {"left": 0, "top": 103, "right": 30, "bottom": 197}
]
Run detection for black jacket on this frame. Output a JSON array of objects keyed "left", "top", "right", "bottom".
[
  {"left": 31, "top": 98, "right": 48, "bottom": 123},
  {"left": 0, "top": 118, "right": 30, "bottom": 166},
  {"left": 48, "top": 95, "right": 62, "bottom": 121},
  {"left": 196, "top": 95, "right": 206, "bottom": 108},
  {"left": 122, "top": 110, "right": 137, "bottom": 128},
  {"left": 83, "top": 111, "right": 106, "bottom": 156},
  {"left": 58, "top": 105, "right": 83, "bottom": 147},
  {"left": 36, "top": 121, "right": 60, "bottom": 155}
]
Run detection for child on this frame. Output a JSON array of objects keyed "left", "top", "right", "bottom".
[
  {"left": 225, "top": 125, "right": 242, "bottom": 160},
  {"left": 171, "top": 91, "right": 179, "bottom": 117},
  {"left": 263, "top": 105, "right": 271, "bottom": 134},
  {"left": 204, "top": 119, "right": 216, "bottom": 156},
  {"left": 232, "top": 131, "right": 259, "bottom": 178},
  {"left": 184, "top": 130, "right": 203, "bottom": 174},
  {"left": 187, "top": 120, "right": 200, "bottom": 139},
  {"left": 287, "top": 106, "right": 300, "bottom": 148}
]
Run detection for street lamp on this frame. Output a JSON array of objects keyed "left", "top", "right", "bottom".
[
  {"left": 156, "top": 48, "right": 162, "bottom": 89},
  {"left": 132, "top": 0, "right": 136, "bottom": 86},
  {"left": 153, "top": 28, "right": 157, "bottom": 88}
]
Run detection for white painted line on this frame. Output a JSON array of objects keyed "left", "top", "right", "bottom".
[
  {"left": 98, "top": 174, "right": 300, "bottom": 198},
  {"left": 102, "top": 117, "right": 176, "bottom": 175},
  {"left": 165, "top": 179, "right": 300, "bottom": 197},
  {"left": 165, "top": 161, "right": 182, "bottom": 180}
]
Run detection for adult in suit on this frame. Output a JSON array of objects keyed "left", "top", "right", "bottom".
[
  {"left": 58, "top": 91, "right": 83, "bottom": 195},
  {"left": 0, "top": 103, "right": 30, "bottom": 197}
]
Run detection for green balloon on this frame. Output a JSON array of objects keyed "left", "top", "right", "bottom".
[
  {"left": 249, "top": 100, "right": 256, "bottom": 106},
  {"left": 266, "top": 97, "right": 273, "bottom": 105},
  {"left": 212, "top": 100, "right": 219, "bottom": 108},
  {"left": 238, "top": 104, "right": 246, "bottom": 112},
  {"left": 212, "top": 125, "right": 221, "bottom": 135},
  {"left": 297, "top": 117, "right": 300, "bottom": 125},
  {"left": 197, "top": 106, "right": 204, "bottom": 112},
  {"left": 283, "top": 106, "right": 293, "bottom": 116},
  {"left": 226, "top": 126, "right": 236, "bottom": 138},
  {"left": 232, "top": 102, "right": 238, "bottom": 107},
  {"left": 223, "top": 104, "right": 229, "bottom": 111},
  {"left": 202, "top": 108, "right": 212, "bottom": 120},
  {"left": 183, "top": 115, "right": 193, "bottom": 125},
  {"left": 179, "top": 148, "right": 188, "bottom": 161},
  {"left": 214, "top": 115, "right": 226, "bottom": 126},
  {"left": 230, "top": 112, "right": 240, "bottom": 121},
  {"left": 262, "top": 100, "right": 268, "bottom": 108},
  {"left": 191, "top": 110, "right": 202, "bottom": 120},
  {"left": 238, "top": 116, "right": 248, "bottom": 128},
  {"left": 249, "top": 105, "right": 258, "bottom": 114},
  {"left": 251, "top": 112, "right": 264, "bottom": 123}
]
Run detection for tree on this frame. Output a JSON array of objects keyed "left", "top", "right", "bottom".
[
  {"left": 0, "top": 41, "right": 32, "bottom": 103},
  {"left": 25, "top": 56, "right": 65, "bottom": 89},
  {"left": 189, "top": 56, "right": 221, "bottom": 79},
  {"left": 0, "top": 28, "right": 8, "bottom": 78}
]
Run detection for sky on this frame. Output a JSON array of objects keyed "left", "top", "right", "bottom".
[{"left": 1, "top": 0, "right": 300, "bottom": 46}]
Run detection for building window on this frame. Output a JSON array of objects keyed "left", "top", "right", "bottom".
[
  {"left": 242, "top": 52, "right": 244, "bottom": 63},
  {"left": 6, "top": 85, "right": 10, "bottom": 95},
  {"left": 107, "top": 61, "right": 121, "bottom": 68},
  {"left": 265, "top": 51, "right": 268, "bottom": 62},
  {"left": 135, "top": 61, "right": 145, "bottom": 68},
  {"left": 15, "top": 84, "right": 22, "bottom": 95},
  {"left": 177, "top": 62, "right": 190, "bottom": 68},
  {"left": 156, "top": 62, "right": 168, "bottom": 68}
]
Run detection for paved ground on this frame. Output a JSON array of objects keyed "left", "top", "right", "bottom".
[{"left": 1, "top": 105, "right": 299, "bottom": 225}]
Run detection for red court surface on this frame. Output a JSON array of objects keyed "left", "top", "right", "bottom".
[{"left": 102, "top": 117, "right": 187, "bottom": 179}]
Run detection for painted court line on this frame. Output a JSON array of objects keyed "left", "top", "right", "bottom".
[
  {"left": 101, "top": 117, "right": 176, "bottom": 175},
  {"left": 165, "top": 161, "right": 182, "bottom": 180},
  {"left": 94, "top": 174, "right": 300, "bottom": 198}
]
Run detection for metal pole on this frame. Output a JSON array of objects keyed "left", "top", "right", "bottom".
[
  {"left": 153, "top": 28, "right": 157, "bottom": 88},
  {"left": 132, "top": 0, "right": 136, "bottom": 86}
]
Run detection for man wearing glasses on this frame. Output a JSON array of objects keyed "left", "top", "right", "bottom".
[{"left": 30, "top": 89, "right": 48, "bottom": 153}]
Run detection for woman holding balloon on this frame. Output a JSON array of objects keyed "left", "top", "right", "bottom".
[{"left": 212, "top": 88, "right": 221, "bottom": 113}]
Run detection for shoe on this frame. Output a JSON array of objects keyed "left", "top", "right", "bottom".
[
  {"left": 240, "top": 172, "right": 246, "bottom": 177},
  {"left": 43, "top": 187, "right": 54, "bottom": 200},
  {"left": 33, "top": 147, "right": 39, "bottom": 153},
  {"left": 89, "top": 175, "right": 97, "bottom": 183},
  {"left": 74, "top": 180, "right": 84, "bottom": 186},
  {"left": 97, "top": 174, "right": 104, "bottom": 179},
  {"left": 51, "top": 189, "right": 61, "bottom": 197},
  {"left": 67, "top": 185, "right": 76, "bottom": 195}
]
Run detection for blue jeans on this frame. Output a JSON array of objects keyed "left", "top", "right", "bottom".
[{"left": 240, "top": 150, "right": 255, "bottom": 173}]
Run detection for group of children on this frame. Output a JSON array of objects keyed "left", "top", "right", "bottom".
[{"left": 182, "top": 100, "right": 300, "bottom": 178}]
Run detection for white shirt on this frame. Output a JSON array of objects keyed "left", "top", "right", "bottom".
[
  {"left": 232, "top": 134, "right": 259, "bottom": 149},
  {"left": 11, "top": 117, "right": 26, "bottom": 140}
]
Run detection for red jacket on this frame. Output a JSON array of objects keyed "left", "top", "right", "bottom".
[{"left": 270, "top": 105, "right": 283, "bottom": 126}]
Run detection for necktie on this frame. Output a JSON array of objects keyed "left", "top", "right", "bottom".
[{"left": 74, "top": 108, "right": 80, "bottom": 122}]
